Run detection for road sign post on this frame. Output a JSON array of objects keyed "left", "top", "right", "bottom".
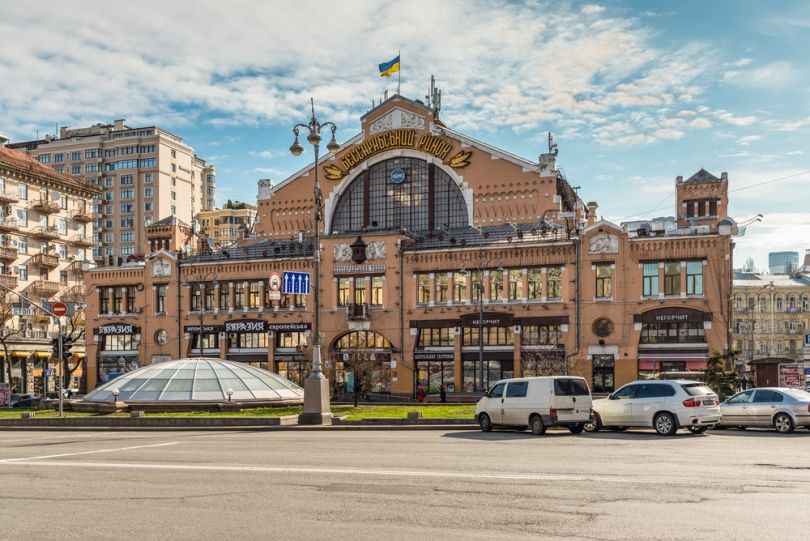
[{"left": 282, "top": 271, "right": 311, "bottom": 295}]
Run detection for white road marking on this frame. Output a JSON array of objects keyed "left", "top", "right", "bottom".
[{"left": 0, "top": 441, "right": 182, "bottom": 462}]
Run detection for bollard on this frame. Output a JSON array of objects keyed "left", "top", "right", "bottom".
[
  {"left": 130, "top": 410, "right": 145, "bottom": 418},
  {"left": 407, "top": 411, "right": 422, "bottom": 420}
]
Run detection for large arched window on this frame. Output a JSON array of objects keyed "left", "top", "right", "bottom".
[{"left": 330, "top": 157, "right": 468, "bottom": 234}]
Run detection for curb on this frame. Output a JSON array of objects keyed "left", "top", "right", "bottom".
[{"left": 0, "top": 424, "right": 478, "bottom": 432}]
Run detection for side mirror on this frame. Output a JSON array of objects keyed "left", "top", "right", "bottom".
[{"left": 608, "top": 393, "right": 615, "bottom": 400}]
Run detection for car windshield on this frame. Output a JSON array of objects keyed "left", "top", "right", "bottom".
[
  {"left": 681, "top": 383, "right": 715, "bottom": 396},
  {"left": 554, "top": 378, "right": 590, "bottom": 396},
  {"left": 782, "top": 389, "right": 810, "bottom": 401}
]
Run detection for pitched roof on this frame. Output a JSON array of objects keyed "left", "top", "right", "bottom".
[
  {"left": 685, "top": 168, "right": 720, "bottom": 183},
  {"left": 149, "top": 216, "right": 191, "bottom": 228},
  {"left": 0, "top": 146, "right": 99, "bottom": 194}
]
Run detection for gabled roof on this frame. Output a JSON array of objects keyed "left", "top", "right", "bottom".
[
  {"left": 685, "top": 168, "right": 720, "bottom": 183},
  {"left": 149, "top": 216, "right": 191, "bottom": 228}
]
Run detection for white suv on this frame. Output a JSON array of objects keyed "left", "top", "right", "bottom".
[{"left": 584, "top": 380, "right": 720, "bottom": 436}]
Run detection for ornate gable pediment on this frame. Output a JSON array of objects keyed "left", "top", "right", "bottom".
[{"left": 368, "top": 107, "right": 425, "bottom": 135}]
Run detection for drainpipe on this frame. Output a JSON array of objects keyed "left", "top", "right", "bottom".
[
  {"left": 566, "top": 237, "right": 581, "bottom": 375},
  {"left": 398, "top": 241, "right": 414, "bottom": 399},
  {"left": 177, "top": 256, "right": 182, "bottom": 360}
]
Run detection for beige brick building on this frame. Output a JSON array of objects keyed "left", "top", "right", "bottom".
[
  {"left": 8, "top": 120, "right": 215, "bottom": 263},
  {"left": 0, "top": 144, "right": 100, "bottom": 394},
  {"left": 197, "top": 201, "right": 257, "bottom": 248}
]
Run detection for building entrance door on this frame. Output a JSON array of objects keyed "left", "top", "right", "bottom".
[{"left": 592, "top": 355, "right": 614, "bottom": 394}]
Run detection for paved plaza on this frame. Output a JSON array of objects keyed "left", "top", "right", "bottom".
[{"left": 1, "top": 427, "right": 808, "bottom": 540}]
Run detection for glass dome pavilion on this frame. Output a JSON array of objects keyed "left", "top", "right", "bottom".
[{"left": 83, "top": 358, "right": 304, "bottom": 403}]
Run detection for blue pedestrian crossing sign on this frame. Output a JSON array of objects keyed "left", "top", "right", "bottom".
[
  {"left": 282, "top": 271, "right": 311, "bottom": 294},
  {"left": 805, "top": 333, "right": 810, "bottom": 347}
]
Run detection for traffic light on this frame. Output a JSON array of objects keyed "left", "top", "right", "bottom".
[{"left": 51, "top": 336, "right": 73, "bottom": 361}]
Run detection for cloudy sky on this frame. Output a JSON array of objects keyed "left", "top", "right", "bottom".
[{"left": 1, "top": 0, "right": 808, "bottom": 270}]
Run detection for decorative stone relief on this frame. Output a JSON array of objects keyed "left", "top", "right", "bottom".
[
  {"left": 369, "top": 108, "right": 425, "bottom": 134},
  {"left": 588, "top": 232, "right": 619, "bottom": 254},
  {"left": 333, "top": 243, "right": 352, "bottom": 261},
  {"left": 366, "top": 241, "right": 386, "bottom": 260}
]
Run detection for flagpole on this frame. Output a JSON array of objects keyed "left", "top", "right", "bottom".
[{"left": 397, "top": 50, "right": 401, "bottom": 95}]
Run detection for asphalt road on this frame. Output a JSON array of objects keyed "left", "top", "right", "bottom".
[{"left": 1, "top": 426, "right": 809, "bottom": 541}]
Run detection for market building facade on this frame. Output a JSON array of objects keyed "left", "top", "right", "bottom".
[{"left": 82, "top": 94, "right": 736, "bottom": 396}]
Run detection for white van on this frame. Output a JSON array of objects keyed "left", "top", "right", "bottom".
[{"left": 475, "top": 377, "right": 593, "bottom": 435}]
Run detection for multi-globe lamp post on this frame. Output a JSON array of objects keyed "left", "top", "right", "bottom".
[{"left": 290, "top": 98, "right": 340, "bottom": 425}]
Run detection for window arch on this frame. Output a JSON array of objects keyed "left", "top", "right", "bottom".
[
  {"left": 332, "top": 330, "right": 391, "bottom": 350},
  {"left": 330, "top": 157, "right": 468, "bottom": 234}
]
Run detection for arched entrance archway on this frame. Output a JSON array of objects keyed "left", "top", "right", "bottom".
[{"left": 329, "top": 330, "right": 393, "bottom": 399}]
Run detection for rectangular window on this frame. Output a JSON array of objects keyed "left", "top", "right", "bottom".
[
  {"left": 125, "top": 287, "right": 136, "bottom": 313},
  {"left": 59, "top": 270, "right": 68, "bottom": 285},
  {"left": 277, "top": 331, "right": 308, "bottom": 348},
  {"left": 416, "top": 274, "right": 430, "bottom": 304},
  {"left": 85, "top": 149, "right": 99, "bottom": 159},
  {"left": 104, "top": 177, "right": 114, "bottom": 187},
  {"left": 435, "top": 273, "right": 448, "bottom": 303},
  {"left": 219, "top": 285, "right": 229, "bottom": 310},
  {"left": 144, "top": 173, "right": 153, "bottom": 183},
  {"left": 120, "top": 189, "right": 134, "bottom": 199},
  {"left": 18, "top": 237, "right": 27, "bottom": 254},
  {"left": 18, "top": 183, "right": 28, "bottom": 200},
  {"left": 371, "top": 276, "right": 384, "bottom": 306},
  {"left": 120, "top": 175, "right": 134, "bottom": 185},
  {"left": 248, "top": 281, "right": 261, "bottom": 309},
  {"left": 85, "top": 163, "right": 99, "bottom": 172},
  {"left": 547, "top": 267, "right": 562, "bottom": 299},
  {"left": 508, "top": 269, "right": 523, "bottom": 300},
  {"left": 234, "top": 283, "right": 246, "bottom": 309},
  {"left": 121, "top": 245, "right": 134, "bottom": 255},
  {"left": 527, "top": 269, "right": 542, "bottom": 299},
  {"left": 58, "top": 218, "right": 67, "bottom": 235},
  {"left": 452, "top": 272, "right": 467, "bottom": 302},
  {"left": 204, "top": 284, "right": 215, "bottom": 310},
  {"left": 686, "top": 261, "right": 703, "bottom": 295},
  {"left": 120, "top": 203, "right": 134, "bottom": 213},
  {"left": 354, "top": 277, "right": 368, "bottom": 305},
  {"left": 54, "top": 153, "right": 64, "bottom": 163},
  {"left": 71, "top": 151, "right": 82, "bottom": 161},
  {"left": 112, "top": 288, "right": 123, "bottom": 313},
  {"left": 144, "top": 187, "right": 153, "bottom": 197},
  {"left": 140, "top": 158, "right": 157, "bottom": 168},
  {"left": 642, "top": 263, "right": 659, "bottom": 297},
  {"left": 170, "top": 191, "right": 176, "bottom": 200},
  {"left": 489, "top": 269, "right": 504, "bottom": 301},
  {"left": 121, "top": 232, "right": 134, "bottom": 242},
  {"left": 144, "top": 202, "right": 153, "bottom": 212},
  {"left": 417, "top": 328, "right": 453, "bottom": 347},
  {"left": 709, "top": 200, "right": 718, "bottom": 216},
  {"left": 664, "top": 262, "right": 681, "bottom": 296},
  {"left": 16, "top": 209, "right": 27, "bottom": 227},
  {"left": 155, "top": 285, "right": 167, "bottom": 313},
  {"left": 71, "top": 165, "right": 82, "bottom": 175},
  {"left": 38, "top": 154, "right": 51, "bottom": 164},
  {"left": 58, "top": 244, "right": 68, "bottom": 259},
  {"left": 595, "top": 264, "right": 612, "bottom": 298}
]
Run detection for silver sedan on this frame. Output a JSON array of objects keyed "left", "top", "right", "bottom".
[{"left": 718, "top": 387, "right": 810, "bottom": 433}]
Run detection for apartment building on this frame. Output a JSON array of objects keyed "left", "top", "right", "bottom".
[
  {"left": 0, "top": 143, "right": 100, "bottom": 394},
  {"left": 197, "top": 201, "right": 257, "bottom": 248},
  {"left": 8, "top": 120, "right": 215, "bottom": 263}
]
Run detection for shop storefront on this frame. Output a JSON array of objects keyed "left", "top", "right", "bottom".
[
  {"left": 225, "top": 320, "right": 268, "bottom": 367},
  {"left": 185, "top": 325, "right": 223, "bottom": 357},
  {"left": 636, "top": 308, "right": 711, "bottom": 378},
  {"left": 329, "top": 330, "right": 392, "bottom": 396},
  {"left": 270, "top": 322, "right": 311, "bottom": 385},
  {"left": 95, "top": 323, "right": 141, "bottom": 383},
  {"left": 460, "top": 313, "right": 514, "bottom": 391}
]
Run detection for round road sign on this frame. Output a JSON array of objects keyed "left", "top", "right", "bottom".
[
  {"left": 269, "top": 273, "right": 282, "bottom": 292},
  {"left": 51, "top": 302, "right": 68, "bottom": 317}
]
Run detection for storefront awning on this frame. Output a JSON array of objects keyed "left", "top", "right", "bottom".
[
  {"left": 33, "top": 351, "right": 51, "bottom": 359},
  {"left": 638, "top": 350, "right": 708, "bottom": 360},
  {"left": 73, "top": 353, "right": 86, "bottom": 359},
  {"left": 11, "top": 351, "right": 31, "bottom": 358}
]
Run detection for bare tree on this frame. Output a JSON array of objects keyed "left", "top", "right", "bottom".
[
  {"left": 344, "top": 349, "right": 387, "bottom": 406},
  {"left": 521, "top": 349, "right": 568, "bottom": 376},
  {"left": 60, "top": 287, "right": 87, "bottom": 392},
  {"left": 0, "top": 292, "right": 22, "bottom": 386}
]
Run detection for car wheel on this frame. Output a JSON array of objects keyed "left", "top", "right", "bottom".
[
  {"left": 530, "top": 414, "right": 546, "bottom": 435},
  {"left": 774, "top": 413, "right": 795, "bottom": 434},
  {"left": 478, "top": 413, "right": 493, "bottom": 432},
  {"left": 736, "top": 426, "right": 747, "bottom": 431},
  {"left": 654, "top": 412, "right": 678, "bottom": 436},
  {"left": 584, "top": 414, "right": 602, "bottom": 433},
  {"left": 687, "top": 426, "right": 708, "bottom": 435},
  {"left": 616, "top": 427, "right": 628, "bottom": 432},
  {"left": 568, "top": 424, "right": 584, "bottom": 434}
]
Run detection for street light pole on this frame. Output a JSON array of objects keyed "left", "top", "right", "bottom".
[
  {"left": 183, "top": 271, "right": 217, "bottom": 357},
  {"left": 291, "top": 98, "right": 340, "bottom": 425}
]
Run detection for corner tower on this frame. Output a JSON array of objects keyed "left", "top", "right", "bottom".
[{"left": 675, "top": 168, "right": 729, "bottom": 230}]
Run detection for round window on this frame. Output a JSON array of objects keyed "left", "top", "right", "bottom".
[
  {"left": 592, "top": 318, "right": 614, "bottom": 338},
  {"left": 155, "top": 330, "right": 169, "bottom": 345}
]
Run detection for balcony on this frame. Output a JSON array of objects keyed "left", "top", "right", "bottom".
[
  {"left": 29, "top": 199, "right": 61, "bottom": 214},
  {"left": 787, "top": 307, "right": 799, "bottom": 314},
  {"left": 0, "top": 245, "right": 18, "bottom": 261},
  {"left": 29, "top": 226, "right": 60, "bottom": 240},
  {"left": 62, "top": 285, "right": 85, "bottom": 302},
  {"left": 68, "top": 260, "right": 87, "bottom": 276},
  {"left": 28, "top": 253, "right": 59, "bottom": 268},
  {"left": 70, "top": 208, "right": 98, "bottom": 222},
  {"left": 24, "top": 280, "right": 60, "bottom": 298},
  {"left": 0, "top": 274, "right": 17, "bottom": 289},
  {"left": 0, "top": 190, "right": 18, "bottom": 204},
  {"left": 0, "top": 217, "right": 19, "bottom": 233},
  {"left": 346, "top": 303, "right": 369, "bottom": 321},
  {"left": 70, "top": 234, "right": 96, "bottom": 248}
]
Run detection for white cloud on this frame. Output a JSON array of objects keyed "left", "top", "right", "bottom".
[
  {"left": 713, "top": 110, "right": 759, "bottom": 126},
  {"left": 724, "top": 61, "right": 803, "bottom": 88},
  {"left": 736, "top": 135, "right": 763, "bottom": 146},
  {"left": 0, "top": 0, "right": 728, "bottom": 148}
]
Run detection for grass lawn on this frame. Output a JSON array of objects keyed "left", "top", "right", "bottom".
[{"left": 1, "top": 405, "right": 476, "bottom": 420}]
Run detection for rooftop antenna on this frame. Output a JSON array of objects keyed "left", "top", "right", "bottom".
[
  {"left": 428, "top": 75, "right": 442, "bottom": 117},
  {"left": 548, "top": 132, "right": 558, "bottom": 156}
]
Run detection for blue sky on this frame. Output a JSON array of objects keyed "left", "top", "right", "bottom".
[{"left": 1, "top": 0, "right": 808, "bottom": 270}]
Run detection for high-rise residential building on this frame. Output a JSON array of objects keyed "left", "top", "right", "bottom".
[
  {"left": 8, "top": 120, "right": 215, "bottom": 263},
  {"left": 197, "top": 200, "right": 257, "bottom": 248},
  {"left": 769, "top": 251, "right": 799, "bottom": 275},
  {"left": 0, "top": 144, "right": 100, "bottom": 395}
]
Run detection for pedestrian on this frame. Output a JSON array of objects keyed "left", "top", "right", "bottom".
[
  {"left": 439, "top": 384, "right": 447, "bottom": 403},
  {"left": 417, "top": 386, "right": 425, "bottom": 403}
]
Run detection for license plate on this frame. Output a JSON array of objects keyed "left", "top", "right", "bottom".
[
  {"left": 556, "top": 408, "right": 574, "bottom": 413},
  {"left": 702, "top": 400, "right": 715, "bottom": 406}
]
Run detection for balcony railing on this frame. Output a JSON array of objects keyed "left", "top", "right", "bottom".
[
  {"left": 0, "top": 217, "right": 19, "bottom": 232},
  {"left": 24, "top": 280, "right": 60, "bottom": 298},
  {"left": 29, "top": 226, "right": 60, "bottom": 240},
  {"left": 0, "top": 245, "right": 18, "bottom": 261},
  {"left": 28, "top": 253, "right": 59, "bottom": 268},
  {"left": 68, "top": 260, "right": 87, "bottom": 275},
  {"left": 62, "top": 285, "right": 85, "bottom": 301},
  {"left": 70, "top": 208, "right": 98, "bottom": 222},
  {"left": 29, "top": 199, "right": 61, "bottom": 214},
  {"left": 346, "top": 303, "right": 369, "bottom": 321},
  {"left": 0, "top": 190, "right": 19, "bottom": 204},
  {"left": 70, "top": 234, "right": 96, "bottom": 247},
  {"left": 0, "top": 274, "right": 17, "bottom": 289}
]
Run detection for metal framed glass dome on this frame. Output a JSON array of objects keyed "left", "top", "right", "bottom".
[{"left": 84, "top": 358, "right": 304, "bottom": 402}]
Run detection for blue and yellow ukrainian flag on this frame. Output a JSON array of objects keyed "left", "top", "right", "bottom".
[{"left": 378, "top": 55, "right": 400, "bottom": 77}]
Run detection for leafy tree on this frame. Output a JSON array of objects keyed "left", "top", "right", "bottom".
[
  {"left": 0, "top": 292, "right": 23, "bottom": 387},
  {"left": 704, "top": 350, "right": 741, "bottom": 399}
]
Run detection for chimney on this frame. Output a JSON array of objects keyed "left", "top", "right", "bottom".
[
  {"left": 114, "top": 119, "right": 126, "bottom": 130},
  {"left": 721, "top": 172, "right": 728, "bottom": 181},
  {"left": 586, "top": 201, "right": 598, "bottom": 226},
  {"left": 676, "top": 175, "right": 683, "bottom": 183},
  {"left": 59, "top": 126, "right": 69, "bottom": 139}
]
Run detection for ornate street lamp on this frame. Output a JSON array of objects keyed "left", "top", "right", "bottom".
[{"left": 291, "top": 98, "right": 339, "bottom": 425}]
